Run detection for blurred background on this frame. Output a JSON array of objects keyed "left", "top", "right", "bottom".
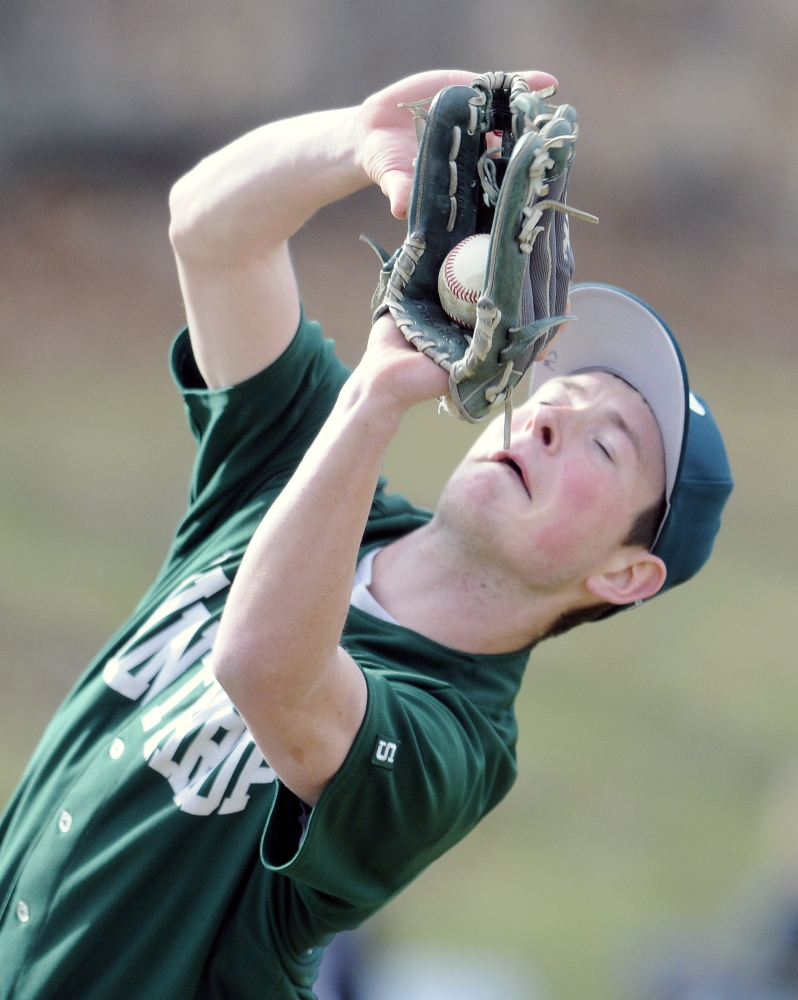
[{"left": 1, "top": 1, "right": 797, "bottom": 998}]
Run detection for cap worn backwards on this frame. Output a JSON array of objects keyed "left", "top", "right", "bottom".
[{"left": 528, "top": 283, "right": 734, "bottom": 606}]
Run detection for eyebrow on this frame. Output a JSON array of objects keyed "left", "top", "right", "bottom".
[
  {"left": 558, "top": 377, "right": 588, "bottom": 398},
  {"left": 606, "top": 410, "right": 644, "bottom": 464},
  {"left": 557, "top": 378, "right": 645, "bottom": 464}
]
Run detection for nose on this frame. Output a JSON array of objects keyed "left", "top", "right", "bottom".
[
  {"left": 522, "top": 404, "right": 568, "bottom": 453},
  {"left": 537, "top": 409, "right": 560, "bottom": 452},
  {"left": 539, "top": 418, "right": 556, "bottom": 449}
]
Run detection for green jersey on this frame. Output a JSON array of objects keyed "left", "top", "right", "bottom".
[{"left": 0, "top": 316, "right": 528, "bottom": 1000}]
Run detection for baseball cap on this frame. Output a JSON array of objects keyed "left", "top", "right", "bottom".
[{"left": 528, "top": 283, "right": 733, "bottom": 602}]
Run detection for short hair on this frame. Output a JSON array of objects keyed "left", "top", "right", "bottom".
[{"left": 538, "top": 491, "right": 668, "bottom": 643}]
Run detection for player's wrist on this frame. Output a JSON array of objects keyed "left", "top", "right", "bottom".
[
  {"left": 345, "top": 105, "right": 373, "bottom": 184},
  {"left": 350, "top": 316, "right": 452, "bottom": 418},
  {"left": 334, "top": 371, "right": 408, "bottom": 439}
]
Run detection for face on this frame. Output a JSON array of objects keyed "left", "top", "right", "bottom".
[{"left": 436, "top": 372, "right": 666, "bottom": 592}]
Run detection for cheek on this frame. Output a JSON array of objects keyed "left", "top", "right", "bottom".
[
  {"left": 560, "top": 462, "right": 612, "bottom": 517},
  {"left": 537, "top": 466, "right": 622, "bottom": 561}
]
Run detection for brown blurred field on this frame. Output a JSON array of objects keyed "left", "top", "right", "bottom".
[{"left": 1, "top": 2, "right": 798, "bottom": 996}]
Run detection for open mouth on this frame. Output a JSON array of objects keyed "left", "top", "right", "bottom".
[{"left": 497, "top": 456, "right": 530, "bottom": 498}]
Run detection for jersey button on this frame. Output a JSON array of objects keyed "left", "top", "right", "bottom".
[
  {"left": 16, "top": 900, "right": 30, "bottom": 923},
  {"left": 109, "top": 738, "right": 125, "bottom": 759},
  {"left": 58, "top": 811, "right": 73, "bottom": 833}
]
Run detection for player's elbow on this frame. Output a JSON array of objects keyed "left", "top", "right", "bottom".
[
  {"left": 209, "top": 645, "right": 239, "bottom": 704},
  {"left": 210, "top": 634, "right": 260, "bottom": 705},
  {"left": 168, "top": 169, "right": 223, "bottom": 260},
  {"left": 211, "top": 634, "right": 287, "bottom": 714},
  {"left": 167, "top": 176, "right": 199, "bottom": 256}
]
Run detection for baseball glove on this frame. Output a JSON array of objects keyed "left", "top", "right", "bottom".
[{"left": 365, "top": 72, "right": 597, "bottom": 446}]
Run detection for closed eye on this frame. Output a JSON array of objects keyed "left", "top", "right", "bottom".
[{"left": 595, "top": 440, "right": 613, "bottom": 461}]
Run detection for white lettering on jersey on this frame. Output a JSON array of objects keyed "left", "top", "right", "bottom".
[
  {"left": 141, "top": 663, "right": 276, "bottom": 816},
  {"left": 217, "top": 744, "right": 276, "bottom": 815},
  {"left": 103, "top": 566, "right": 230, "bottom": 701},
  {"left": 375, "top": 740, "right": 397, "bottom": 764},
  {"left": 103, "top": 562, "right": 277, "bottom": 816}
]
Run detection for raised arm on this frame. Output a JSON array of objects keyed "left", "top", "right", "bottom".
[
  {"left": 208, "top": 69, "right": 557, "bottom": 806},
  {"left": 168, "top": 70, "right": 557, "bottom": 389},
  {"left": 168, "top": 107, "right": 364, "bottom": 388},
  {"left": 212, "top": 316, "right": 451, "bottom": 806}
]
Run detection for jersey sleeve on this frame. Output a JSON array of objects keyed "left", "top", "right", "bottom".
[
  {"left": 260, "top": 668, "right": 517, "bottom": 955},
  {"left": 168, "top": 312, "right": 351, "bottom": 558}
]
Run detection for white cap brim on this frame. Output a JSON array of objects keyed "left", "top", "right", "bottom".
[{"left": 528, "top": 284, "right": 688, "bottom": 499}]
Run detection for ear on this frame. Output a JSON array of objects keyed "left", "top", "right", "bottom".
[{"left": 585, "top": 550, "right": 667, "bottom": 606}]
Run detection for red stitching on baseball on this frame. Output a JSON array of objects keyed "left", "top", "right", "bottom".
[{"left": 444, "top": 235, "right": 483, "bottom": 304}]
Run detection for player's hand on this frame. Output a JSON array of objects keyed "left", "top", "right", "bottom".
[
  {"left": 355, "top": 69, "right": 558, "bottom": 219},
  {"left": 355, "top": 314, "right": 451, "bottom": 416}
]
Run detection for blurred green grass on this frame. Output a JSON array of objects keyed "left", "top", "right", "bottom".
[{"left": 0, "top": 360, "right": 194, "bottom": 798}]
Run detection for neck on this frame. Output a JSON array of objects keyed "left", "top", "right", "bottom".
[{"left": 369, "top": 520, "right": 578, "bottom": 655}]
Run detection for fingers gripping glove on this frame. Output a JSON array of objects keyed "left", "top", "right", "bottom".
[{"left": 366, "top": 72, "right": 597, "bottom": 447}]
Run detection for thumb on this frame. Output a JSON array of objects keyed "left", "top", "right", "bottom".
[{"left": 381, "top": 171, "right": 412, "bottom": 220}]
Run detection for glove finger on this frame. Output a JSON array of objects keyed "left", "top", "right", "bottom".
[{"left": 404, "top": 84, "right": 485, "bottom": 293}]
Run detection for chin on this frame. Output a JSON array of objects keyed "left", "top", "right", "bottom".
[{"left": 436, "top": 463, "right": 511, "bottom": 542}]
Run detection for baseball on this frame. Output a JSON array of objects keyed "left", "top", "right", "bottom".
[{"left": 438, "top": 233, "right": 489, "bottom": 328}]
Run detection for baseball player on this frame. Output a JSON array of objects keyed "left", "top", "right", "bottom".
[{"left": 0, "top": 70, "right": 732, "bottom": 1000}]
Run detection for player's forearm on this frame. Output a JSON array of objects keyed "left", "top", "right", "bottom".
[
  {"left": 212, "top": 373, "right": 406, "bottom": 803},
  {"left": 212, "top": 317, "right": 447, "bottom": 803},
  {"left": 214, "top": 316, "right": 446, "bottom": 714},
  {"left": 168, "top": 107, "right": 368, "bottom": 263},
  {"left": 214, "top": 376, "right": 401, "bottom": 702},
  {"left": 168, "top": 106, "right": 372, "bottom": 389}
]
